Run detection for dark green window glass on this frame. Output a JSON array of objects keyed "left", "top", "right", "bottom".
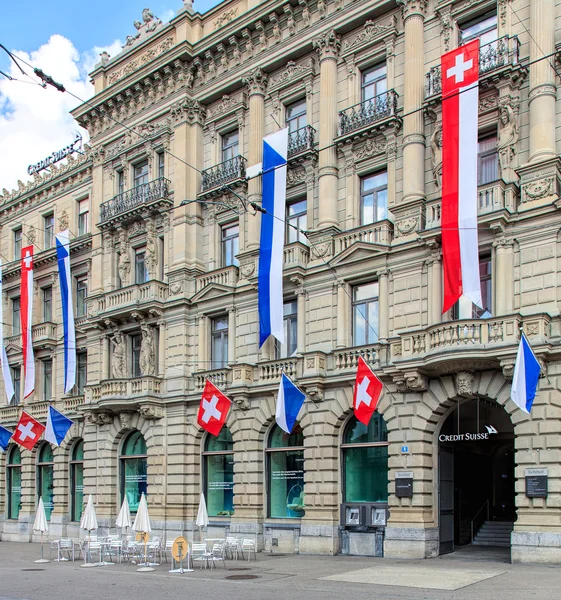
[
  {"left": 267, "top": 424, "right": 305, "bottom": 519},
  {"left": 8, "top": 447, "right": 22, "bottom": 520},
  {"left": 37, "top": 444, "right": 54, "bottom": 520},
  {"left": 70, "top": 440, "right": 84, "bottom": 522},
  {"left": 342, "top": 415, "right": 389, "bottom": 503},
  {"left": 120, "top": 431, "right": 147, "bottom": 513},
  {"left": 204, "top": 428, "right": 234, "bottom": 517}
]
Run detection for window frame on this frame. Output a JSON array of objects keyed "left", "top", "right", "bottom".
[
  {"left": 285, "top": 99, "right": 307, "bottom": 133},
  {"left": 361, "top": 64, "right": 388, "bottom": 102},
  {"left": 11, "top": 296, "right": 21, "bottom": 336},
  {"left": 286, "top": 198, "right": 307, "bottom": 244},
  {"left": 452, "top": 255, "right": 493, "bottom": 320},
  {"left": 42, "top": 359, "right": 53, "bottom": 402},
  {"left": 75, "top": 352, "right": 87, "bottom": 396},
  {"left": 133, "top": 160, "right": 149, "bottom": 188},
  {"left": 10, "top": 366, "right": 21, "bottom": 406},
  {"left": 274, "top": 300, "right": 298, "bottom": 359},
  {"left": 478, "top": 131, "right": 499, "bottom": 185},
  {"left": 42, "top": 286, "right": 53, "bottom": 322},
  {"left": 210, "top": 316, "right": 229, "bottom": 369},
  {"left": 36, "top": 443, "right": 55, "bottom": 521},
  {"left": 119, "top": 431, "right": 148, "bottom": 514},
  {"left": 157, "top": 152, "right": 165, "bottom": 179},
  {"left": 202, "top": 428, "right": 235, "bottom": 517},
  {"left": 13, "top": 228, "right": 23, "bottom": 259},
  {"left": 221, "top": 130, "right": 239, "bottom": 163},
  {"left": 70, "top": 440, "right": 84, "bottom": 522},
  {"left": 77, "top": 198, "right": 90, "bottom": 236},
  {"left": 44, "top": 214, "right": 55, "bottom": 249},
  {"left": 75, "top": 277, "right": 88, "bottom": 317},
  {"left": 352, "top": 282, "right": 380, "bottom": 346},
  {"left": 360, "top": 171, "right": 388, "bottom": 225},
  {"left": 134, "top": 248, "right": 149, "bottom": 284},
  {"left": 7, "top": 446, "right": 22, "bottom": 520},
  {"left": 131, "top": 333, "right": 142, "bottom": 378},
  {"left": 117, "top": 170, "right": 125, "bottom": 195},
  {"left": 221, "top": 223, "right": 240, "bottom": 268},
  {"left": 459, "top": 12, "right": 498, "bottom": 44}
]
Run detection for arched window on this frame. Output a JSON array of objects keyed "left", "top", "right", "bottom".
[
  {"left": 37, "top": 443, "right": 55, "bottom": 520},
  {"left": 70, "top": 440, "right": 84, "bottom": 522},
  {"left": 120, "top": 431, "right": 147, "bottom": 513},
  {"left": 266, "top": 424, "right": 305, "bottom": 519},
  {"left": 342, "top": 414, "right": 389, "bottom": 504},
  {"left": 203, "top": 428, "right": 234, "bottom": 517},
  {"left": 7, "top": 446, "right": 22, "bottom": 520}
]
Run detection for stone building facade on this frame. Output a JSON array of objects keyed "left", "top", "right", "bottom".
[{"left": 1, "top": 0, "right": 561, "bottom": 563}]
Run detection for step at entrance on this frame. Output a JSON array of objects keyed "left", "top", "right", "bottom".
[{"left": 472, "top": 521, "right": 513, "bottom": 547}]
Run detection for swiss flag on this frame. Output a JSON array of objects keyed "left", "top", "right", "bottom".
[
  {"left": 353, "top": 357, "right": 383, "bottom": 425},
  {"left": 13, "top": 411, "right": 46, "bottom": 450},
  {"left": 197, "top": 380, "right": 232, "bottom": 436}
]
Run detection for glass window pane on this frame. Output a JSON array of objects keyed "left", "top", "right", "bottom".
[
  {"left": 38, "top": 465, "right": 54, "bottom": 520},
  {"left": 8, "top": 463, "right": 22, "bottom": 520},
  {"left": 206, "top": 427, "right": 233, "bottom": 452},
  {"left": 71, "top": 462, "right": 84, "bottom": 522},
  {"left": 206, "top": 453, "right": 234, "bottom": 516},
  {"left": 344, "top": 445, "right": 388, "bottom": 503},
  {"left": 353, "top": 283, "right": 379, "bottom": 302},
  {"left": 268, "top": 449, "right": 305, "bottom": 518},
  {"left": 268, "top": 424, "right": 303, "bottom": 448},
  {"left": 122, "top": 457, "right": 148, "bottom": 513},
  {"left": 343, "top": 415, "right": 388, "bottom": 444},
  {"left": 123, "top": 431, "right": 147, "bottom": 455}
]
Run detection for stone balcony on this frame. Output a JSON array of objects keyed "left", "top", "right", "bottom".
[
  {"left": 287, "top": 125, "right": 317, "bottom": 163},
  {"left": 0, "top": 395, "right": 85, "bottom": 426},
  {"left": 426, "top": 35, "right": 523, "bottom": 98},
  {"left": 98, "top": 177, "right": 172, "bottom": 229},
  {"left": 86, "top": 376, "right": 163, "bottom": 411},
  {"left": 195, "top": 265, "right": 238, "bottom": 294},
  {"left": 194, "top": 367, "right": 231, "bottom": 391},
  {"left": 284, "top": 242, "right": 310, "bottom": 274},
  {"left": 200, "top": 155, "right": 247, "bottom": 198},
  {"left": 332, "top": 343, "right": 384, "bottom": 372},
  {"left": 5, "top": 322, "right": 58, "bottom": 351},
  {"left": 86, "top": 280, "right": 168, "bottom": 322},
  {"left": 334, "top": 220, "right": 393, "bottom": 255}
]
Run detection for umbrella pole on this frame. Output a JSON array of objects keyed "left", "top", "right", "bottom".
[
  {"left": 81, "top": 529, "right": 97, "bottom": 568},
  {"left": 136, "top": 533, "right": 155, "bottom": 573},
  {"left": 34, "top": 531, "right": 50, "bottom": 564}
]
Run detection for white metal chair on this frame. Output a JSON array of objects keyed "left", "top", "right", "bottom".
[
  {"left": 225, "top": 536, "right": 241, "bottom": 560},
  {"left": 241, "top": 538, "right": 257, "bottom": 561},
  {"left": 84, "top": 540, "right": 102, "bottom": 564},
  {"left": 108, "top": 539, "right": 123, "bottom": 563},
  {"left": 57, "top": 538, "right": 75, "bottom": 562},
  {"left": 164, "top": 540, "right": 174, "bottom": 563},
  {"left": 211, "top": 542, "right": 227, "bottom": 569},
  {"left": 191, "top": 543, "right": 214, "bottom": 569}
]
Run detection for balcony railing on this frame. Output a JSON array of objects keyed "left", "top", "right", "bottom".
[
  {"left": 287, "top": 125, "right": 316, "bottom": 158},
  {"left": 201, "top": 155, "right": 246, "bottom": 192},
  {"left": 284, "top": 242, "right": 310, "bottom": 269},
  {"left": 99, "top": 177, "right": 171, "bottom": 222},
  {"left": 195, "top": 266, "right": 239, "bottom": 293},
  {"left": 426, "top": 35, "right": 521, "bottom": 97},
  {"left": 99, "top": 376, "right": 162, "bottom": 400},
  {"left": 259, "top": 357, "right": 301, "bottom": 381},
  {"left": 339, "top": 90, "right": 399, "bottom": 137},
  {"left": 91, "top": 280, "right": 168, "bottom": 316},
  {"left": 333, "top": 343, "right": 382, "bottom": 370},
  {"left": 334, "top": 220, "right": 393, "bottom": 254},
  {"left": 194, "top": 368, "right": 231, "bottom": 391}
]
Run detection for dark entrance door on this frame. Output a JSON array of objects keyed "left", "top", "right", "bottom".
[{"left": 439, "top": 447, "right": 455, "bottom": 554}]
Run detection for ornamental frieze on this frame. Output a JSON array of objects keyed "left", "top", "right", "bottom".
[
  {"left": 268, "top": 58, "right": 316, "bottom": 94},
  {"left": 342, "top": 14, "right": 398, "bottom": 55}
]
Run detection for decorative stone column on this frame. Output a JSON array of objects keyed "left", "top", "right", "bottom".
[
  {"left": 336, "top": 283, "right": 349, "bottom": 348},
  {"left": 90, "top": 148, "right": 105, "bottom": 296},
  {"left": 101, "top": 334, "right": 110, "bottom": 380},
  {"left": 198, "top": 316, "right": 209, "bottom": 367},
  {"left": 493, "top": 235, "right": 514, "bottom": 315},
  {"left": 378, "top": 270, "right": 389, "bottom": 341},
  {"left": 158, "top": 320, "right": 166, "bottom": 376},
  {"left": 313, "top": 30, "right": 341, "bottom": 230},
  {"left": 296, "top": 287, "right": 306, "bottom": 355},
  {"left": 426, "top": 248, "right": 442, "bottom": 326},
  {"left": 228, "top": 307, "right": 236, "bottom": 365}
]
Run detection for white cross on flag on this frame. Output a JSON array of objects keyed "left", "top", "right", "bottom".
[
  {"left": 13, "top": 411, "right": 45, "bottom": 451},
  {"left": 197, "top": 379, "right": 232, "bottom": 436},
  {"left": 353, "top": 356, "right": 383, "bottom": 426}
]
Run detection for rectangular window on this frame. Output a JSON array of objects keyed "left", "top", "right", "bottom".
[
  {"left": 221, "top": 224, "right": 239, "bottom": 267},
  {"left": 478, "top": 133, "right": 499, "bottom": 185},
  {"left": 352, "top": 282, "right": 379, "bottom": 346},
  {"left": 287, "top": 199, "right": 307, "bottom": 244},
  {"left": 275, "top": 301, "right": 298, "bottom": 359},
  {"left": 133, "top": 161, "right": 149, "bottom": 187},
  {"left": 12, "top": 297, "right": 20, "bottom": 336},
  {"left": 78, "top": 198, "right": 89, "bottom": 236},
  {"left": 157, "top": 152, "right": 165, "bottom": 179},
  {"left": 453, "top": 257, "right": 492, "bottom": 319},
  {"left": 44, "top": 214, "right": 55, "bottom": 249},
  {"left": 76, "top": 352, "right": 87, "bottom": 394},
  {"left": 286, "top": 99, "right": 307, "bottom": 133},
  {"left": 135, "top": 249, "right": 149, "bottom": 284},
  {"left": 361, "top": 64, "right": 387, "bottom": 101},
  {"left": 131, "top": 333, "right": 142, "bottom": 378},
  {"left": 460, "top": 13, "right": 498, "bottom": 45},
  {"left": 117, "top": 170, "right": 125, "bottom": 195},
  {"left": 76, "top": 277, "right": 87, "bottom": 317},
  {"left": 42, "top": 359, "right": 52, "bottom": 401},
  {"left": 42, "top": 287, "right": 53, "bottom": 322},
  {"left": 360, "top": 172, "right": 388, "bottom": 224},
  {"left": 11, "top": 366, "right": 21, "bottom": 406},
  {"left": 221, "top": 131, "right": 239, "bottom": 163},
  {"left": 13, "top": 228, "right": 22, "bottom": 259},
  {"left": 211, "top": 316, "right": 229, "bottom": 369}
]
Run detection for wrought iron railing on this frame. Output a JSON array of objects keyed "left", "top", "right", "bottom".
[
  {"left": 339, "top": 90, "right": 399, "bottom": 136},
  {"left": 426, "top": 35, "right": 521, "bottom": 97},
  {"left": 99, "top": 177, "right": 171, "bottom": 222},
  {"left": 287, "top": 125, "right": 316, "bottom": 157},
  {"left": 201, "top": 155, "right": 246, "bottom": 192}
]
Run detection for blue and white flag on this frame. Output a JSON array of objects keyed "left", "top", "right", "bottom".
[
  {"left": 0, "top": 424, "right": 13, "bottom": 451},
  {"left": 276, "top": 373, "right": 306, "bottom": 434},
  {"left": 45, "top": 405, "right": 73, "bottom": 446},
  {"left": 0, "top": 261, "right": 14, "bottom": 403},
  {"left": 56, "top": 230, "right": 76, "bottom": 394},
  {"left": 511, "top": 334, "right": 541, "bottom": 414},
  {"left": 258, "top": 128, "right": 289, "bottom": 347}
]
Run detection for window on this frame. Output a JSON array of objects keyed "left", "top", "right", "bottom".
[
  {"left": 37, "top": 443, "right": 54, "bottom": 521},
  {"left": 360, "top": 172, "right": 388, "bottom": 224},
  {"left": 12, "top": 297, "right": 20, "bottom": 336},
  {"left": 211, "top": 316, "right": 228, "bottom": 369},
  {"left": 353, "top": 282, "right": 379, "bottom": 345},
  {"left": 14, "top": 228, "right": 22, "bottom": 259},
  {"left": 70, "top": 440, "right": 84, "bottom": 522},
  {"left": 478, "top": 133, "right": 499, "bottom": 185},
  {"left": 42, "top": 359, "right": 52, "bottom": 401},
  {"left": 75, "top": 352, "right": 87, "bottom": 395},
  {"left": 203, "top": 427, "right": 234, "bottom": 517},
  {"left": 135, "top": 249, "right": 149, "bottom": 284},
  {"left": 134, "top": 161, "right": 149, "bottom": 187},
  {"left": 157, "top": 152, "right": 165, "bottom": 179},
  {"left": 117, "top": 170, "right": 125, "bottom": 195},
  {"left": 76, "top": 277, "right": 87, "bottom": 317},
  {"left": 44, "top": 214, "right": 55, "bottom": 249},
  {"left": 131, "top": 333, "right": 142, "bottom": 378},
  {"left": 287, "top": 199, "right": 307, "bottom": 244},
  {"left": 267, "top": 424, "right": 305, "bottom": 518},
  {"left": 361, "top": 64, "right": 387, "bottom": 101},
  {"left": 78, "top": 198, "right": 89, "bottom": 236},
  {"left": 453, "top": 257, "right": 492, "bottom": 319},
  {"left": 275, "top": 301, "right": 298, "bottom": 359},
  {"left": 120, "top": 431, "right": 148, "bottom": 513},
  {"left": 221, "top": 224, "right": 239, "bottom": 267},
  {"left": 10, "top": 367, "right": 20, "bottom": 406},
  {"left": 342, "top": 415, "right": 389, "bottom": 503},
  {"left": 42, "top": 287, "right": 52, "bottom": 322},
  {"left": 7, "top": 447, "right": 22, "bottom": 520},
  {"left": 221, "top": 131, "right": 239, "bottom": 162},
  {"left": 286, "top": 99, "right": 307, "bottom": 133},
  {"left": 460, "top": 13, "right": 498, "bottom": 45}
]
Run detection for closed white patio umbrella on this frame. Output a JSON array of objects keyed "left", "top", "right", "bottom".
[
  {"left": 33, "top": 497, "right": 49, "bottom": 564},
  {"left": 133, "top": 493, "right": 154, "bottom": 572},
  {"left": 116, "top": 496, "right": 131, "bottom": 532},
  {"left": 196, "top": 493, "right": 209, "bottom": 542},
  {"left": 80, "top": 494, "right": 98, "bottom": 568}
]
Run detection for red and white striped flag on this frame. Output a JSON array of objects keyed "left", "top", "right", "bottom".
[
  {"left": 441, "top": 40, "right": 483, "bottom": 313},
  {"left": 21, "top": 246, "right": 35, "bottom": 398}
]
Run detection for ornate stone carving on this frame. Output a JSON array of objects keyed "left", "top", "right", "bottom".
[
  {"left": 232, "top": 393, "right": 250, "bottom": 411},
  {"left": 287, "top": 168, "right": 306, "bottom": 186},
  {"left": 430, "top": 122, "right": 442, "bottom": 189},
  {"left": 456, "top": 371, "right": 475, "bottom": 398},
  {"left": 397, "top": 0, "right": 428, "bottom": 20},
  {"left": 313, "top": 30, "right": 341, "bottom": 61},
  {"left": 298, "top": 0, "right": 311, "bottom": 27},
  {"left": 241, "top": 29, "right": 255, "bottom": 58},
  {"left": 436, "top": 7, "right": 452, "bottom": 52},
  {"left": 498, "top": 102, "right": 519, "bottom": 174},
  {"left": 122, "top": 8, "right": 163, "bottom": 48},
  {"left": 205, "top": 50, "right": 217, "bottom": 79},
  {"left": 311, "top": 241, "right": 332, "bottom": 259},
  {"left": 170, "top": 99, "right": 206, "bottom": 126},
  {"left": 269, "top": 59, "right": 315, "bottom": 90},
  {"left": 343, "top": 15, "right": 397, "bottom": 52},
  {"left": 317, "top": 0, "right": 327, "bottom": 18},
  {"left": 214, "top": 7, "right": 238, "bottom": 29},
  {"left": 498, "top": 0, "right": 511, "bottom": 27},
  {"left": 27, "top": 225, "right": 36, "bottom": 244},
  {"left": 269, "top": 12, "right": 282, "bottom": 44},
  {"left": 209, "top": 93, "right": 246, "bottom": 119},
  {"left": 217, "top": 43, "right": 229, "bottom": 71},
  {"left": 284, "top": 5, "right": 296, "bottom": 35},
  {"left": 354, "top": 136, "right": 387, "bottom": 160},
  {"left": 139, "top": 404, "right": 163, "bottom": 419},
  {"left": 57, "top": 209, "right": 69, "bottom": 231},
  {"left": 256, "top": 21, "right": 267, "bottom": 52},
  {"left": 229, "top": 36, "right": 242, "bottom": 66},
  {"left": 119, "top": 412, "right": 134, "bottom": 430},
  {"left": 140, "top": 324, "right": 156, "bottom": 376},
  {"left": 396, "top": 217, "right": 418, "bottom": 235},
  {"left": 87, "top": 412, "right": 113, "bottom": 426},
  {"left": 111, "top": 331, "right": 126, "bottom": 379},
  {"left": 304, "top": 385, "right": 324, "bottom": 403},
  {"left": 145, "top": 221, "right": 158, "bottom": 279},
  {"left": 242, "top": 68, "right": 268, "bottom": 96},
  {"left": 239, "top": 260, "right": 256, "bottom": 278},
  {"left": 523, "top": 177, "right": 554, "bottom": 202},
  {"left": 501, "top": 361, "right": 515, "bottom": 381},
  {"left": 394, "top": 371, "right": 428, "bottom": 392},
  {"left": 169, "top": 281, "right": 183, "bottom": 295},
  {"left": 118, "top": 230, "right": 131, "bottom": 286}
]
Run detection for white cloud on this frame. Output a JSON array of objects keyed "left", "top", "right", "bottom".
[
  {"left": 0, "top": 35, "right": 121, "bottom": 194},
  {"left": 160, "top": 8, "right": 177, "bottom": 24}
]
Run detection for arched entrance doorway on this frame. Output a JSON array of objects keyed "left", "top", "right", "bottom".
[{"left": 438, "top": 398, "right": 515, "bottom": 554}]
